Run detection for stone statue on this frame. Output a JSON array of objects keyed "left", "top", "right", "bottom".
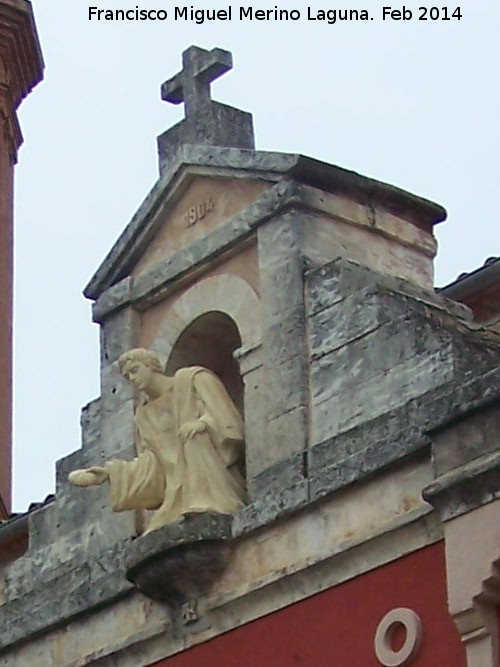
[{"left": 69, "top": 349, "right": 246, "bottom": 533}]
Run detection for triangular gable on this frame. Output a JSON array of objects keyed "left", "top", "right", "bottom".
[
  {"left": 132, "top": 174, "right": 270, "bottom": 279},
  {"left": 84, "top": 145, "right": 446, "bottom": 301}
]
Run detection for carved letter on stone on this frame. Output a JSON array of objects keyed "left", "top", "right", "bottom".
[{"left": 69, "top": 348, "right": 246, "bottom": 534}]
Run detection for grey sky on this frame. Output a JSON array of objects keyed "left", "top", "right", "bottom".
[{"left": 12, "top": 1, "right": 498, "bottom": 510}]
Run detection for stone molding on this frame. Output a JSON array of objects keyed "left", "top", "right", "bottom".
[
  {"left": 423, "top": 447, "right": 500, "bottom": 522},
  {"left": 147, "top": 273, "right": 261, "bottom": 360},
  {"left": 0, "top": 0, "right": 44, "bottom": 160}
]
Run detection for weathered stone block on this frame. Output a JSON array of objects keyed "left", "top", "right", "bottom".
[
  {"left": 265, "top": 405, "right": 308, "bottom": 464},
  {"left": 100, "top": 306, "right": 139, "bottom": 365},
  {"left": 410, "top": 362, "right": 500, "bottom": 435},
  {"left": 257, "top": 213, "right": 302, "bottom": 269},
  {"left": 236, "top": 345, "right": 265, "bottom": 485},
  {"left": 423, "top": 447, "right": 500, "bottom": 522},
  {"left": 309, "top": 430, "right": 429, "bottom": 502},
  {"left": 158, "top": 101, "right": 255, "bottom": 174},
  {"left": 0, "top": 542, "right": 133, "bottom": 652},
  {"left": 310, "top": 316, "right": 451, "bottom": 404},
  {"left": 100, "top": 363, "right": 135, "bottom": 411},
  {"left": 261, "top": 304, "right": 306, "bottom": 366},
  {"left": 259, "top": 261, "right": 304, "bottom": 321},
  {"left": 309, "top": 406, "right": 411, "bottom": 469},
  {"left": 249, "top": 450, "right": 306, "bottom": 500},
  {"left": 55, "top": 399, "right": 101, "bottom": 495},
  {"left": 99, "top": 398, "right": 136, "bottom": 457},
  {"left": 306, "top": 256, "right": 473, "bottom": 323},
  {"left": 311, "top": 347, "right": 454, "bottom": 444},
  {"left": 306, "top": 258, "right": 379, "bottom": 316},
  {"left": 80, "top": 398, "right": 101, "bottom": 449},
  {"left": 93, "top": 277, "right": 133, "bottom": 324},
  {"left": 262, "top": 354, "right": 308, "bottom": 421},
  {"left": 233, "top": 479, "right": 309, "bottom": 536},
  {"left": 308, "top": 287, "right": 414, "bottom": 360}
]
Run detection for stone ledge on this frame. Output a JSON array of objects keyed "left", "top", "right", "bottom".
[
  {"left": 126, "top": 514, "right": 234, "bottom": 605},
  {"left": 92, "top": 277, "right": 133, "bottom": 323},
  {"left": 306, "top": 256, "right": 473, "bottom": 322},
  {"left": 423, "top": 449, "right": 500, "bottom": 522},
  {"left": 235, "top": 430, "right": 428, "bottom": 537},
  {"left": 126, "top": 513, "right": 233, "bottom": 572},
  {"left": 309, "top": 433, "right": 430, "bottom": 503},
  {"left": 232, "top": 480, "right": 309, "bottom": 537},
  {"left": 413, "top": 367, "right": 500, "bottom": 434}
]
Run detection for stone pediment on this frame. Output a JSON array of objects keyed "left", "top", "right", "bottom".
[
  {"left": 131, "top": 173, "right": 270, "bottom": 279},
  {"left": 83, "top": 146, "right": 292, "bottom": 301},
  {"left": 84, "top": 144, "right": 446, "bottom": 303}
]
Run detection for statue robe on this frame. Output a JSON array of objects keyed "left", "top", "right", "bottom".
[{"left": 105, "top": 367, "right": 246, "bottom": 532}]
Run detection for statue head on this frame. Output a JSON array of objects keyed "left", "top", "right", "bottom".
[{"left": 118, "top": 348, "right": 164, "bottom": 393}]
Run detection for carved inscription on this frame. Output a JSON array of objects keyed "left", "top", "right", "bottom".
[{"left": 184, "top": 197, "right": 215, "bottom": 227}]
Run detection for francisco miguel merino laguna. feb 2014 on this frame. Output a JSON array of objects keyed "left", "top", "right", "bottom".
[{"left": 88, "top": 6, "right": 372, "bottom": 23}]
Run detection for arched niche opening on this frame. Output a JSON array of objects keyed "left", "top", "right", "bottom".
[{"left": 165, "top": 311, "right": 244, "bottom": 415}]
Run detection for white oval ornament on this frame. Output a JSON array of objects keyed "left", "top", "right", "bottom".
[{"left": 374, "top": 607, "right": 422, "bottom": 666}]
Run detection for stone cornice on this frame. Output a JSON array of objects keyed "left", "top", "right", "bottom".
[
  {"left": 423, "top": 448, "right": 500, "bottom": 522},
  {"left": 0, "top": 0, "right": 43, "bottom": 158},
  {"left": 0, "top": 0, "right": 43, "bottom": 107}
]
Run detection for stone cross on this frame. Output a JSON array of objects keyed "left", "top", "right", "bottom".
[{"left": 161, "top": 46, "right": 232, "bottom": 118}]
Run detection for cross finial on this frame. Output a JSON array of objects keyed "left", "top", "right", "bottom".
[
  {"left": 161, "top": 46, "right": 232, "bottom": 118},
  {"left": 156, "top": 46, "right": 254, "bottom": 170}
]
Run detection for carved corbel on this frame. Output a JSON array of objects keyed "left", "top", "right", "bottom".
[{"left": 125, "top": 513, "right": 234, "bottom": 632}]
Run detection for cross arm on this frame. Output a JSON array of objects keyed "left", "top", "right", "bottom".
[
  {"left": 161, "top": 73, "right": 184, "bottom": 104},
  {"left": 161, "top": 47, "right": 233, "bottom": 105}
]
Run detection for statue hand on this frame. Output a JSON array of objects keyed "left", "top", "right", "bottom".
[
  {"left": 178, "top": 420, "right": 207, "bottom": 444},
  {"left": 68, "top": 466, "right": 109, "bottom": 487}
]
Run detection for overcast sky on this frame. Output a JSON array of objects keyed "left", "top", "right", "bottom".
[{"left": 12, "top": 0, "right": 499, "bottom": 511}]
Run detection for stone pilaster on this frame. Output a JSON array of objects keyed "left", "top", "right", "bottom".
[
  {"left": 255, "top": 211, "right": 309, "bottom": 496},
  {"left": 234, "top": 342, "right": 263, "bottom": 500}
]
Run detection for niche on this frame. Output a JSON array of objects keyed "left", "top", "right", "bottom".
[{"left": 166, "top": 311, "right": 244, "bottom": 415}]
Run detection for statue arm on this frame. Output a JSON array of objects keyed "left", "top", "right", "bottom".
[
  {"left": 69, "top": 452, "right": 165, "bottom": 512},
  {"left": 105, "top": 451, "right": 165, "bottom": 511},
  {"left": 178, "top": 419, "right": 206, "bottom": 444},
  {"left": 191, "top": 371, "right": 244, "bottom": 466}
]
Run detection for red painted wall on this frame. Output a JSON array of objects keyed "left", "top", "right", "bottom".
[{"left": 150, "top": 542, "right": 465, "bottom": 666}]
